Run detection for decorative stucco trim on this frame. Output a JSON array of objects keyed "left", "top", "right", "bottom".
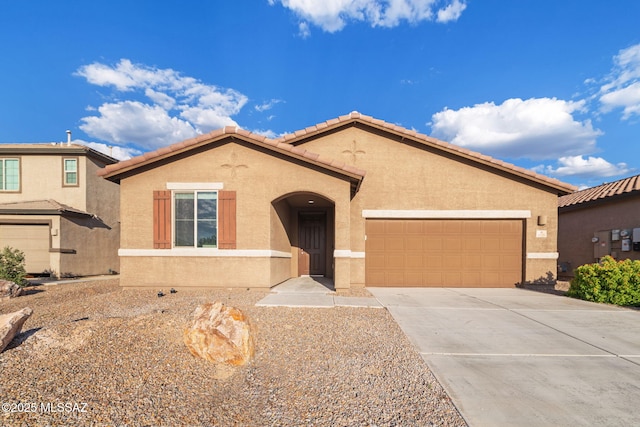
[
  {"left": 334, "top": 250, "right": 365, "bottom": 258},
  {"left": 526, "top": 252, "right": 559, "bottom": 259},
  {"left": 166, "top": 182, "right": 224, "bottom": 190},
  {"left": 118, "top": 249, "right": 291, "bottom": 258},
  {"left": 362, "top": 210, "right": 532, "bottom": 219}
]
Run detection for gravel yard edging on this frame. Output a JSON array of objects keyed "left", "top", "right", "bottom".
[{"left": 0, "top": 279, "right": 466, "bottom": 426}]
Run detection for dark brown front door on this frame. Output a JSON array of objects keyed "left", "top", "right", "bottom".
[{"left": 298, "top": 213, "right": 326, "bottom": 276}]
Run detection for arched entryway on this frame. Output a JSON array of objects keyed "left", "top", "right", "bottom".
[{"left": 271, "top": 192, "right": 335, "bottom": 280}]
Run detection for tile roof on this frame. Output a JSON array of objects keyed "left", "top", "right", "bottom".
[
  {"left": 0, "top": 199, "right": 92, "bottom": 217},
  {"left": 558, "top": 174, "right": 640, "bottom": 208},
  {"left": 98, "top": 111, "right": 575, "bottom": 194},
  {"left": 0, "top": 143, "right": 118, "bottom": 164},
  {"left": 99, "top": 125, "right": 367, "bottom": 182}
]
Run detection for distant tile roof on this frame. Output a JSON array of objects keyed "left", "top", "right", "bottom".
[
  {"left": 99, "top": 111, "right": 575, "bottom": 194},
  {"left": 0, "top": 199, "right": 93, "bottom": 217},
  {"left": 0, "top": 143, "right": 118, "bottom": 164},
  {"left": 558, "top": 174, "right": 640, "bottom": 209}
]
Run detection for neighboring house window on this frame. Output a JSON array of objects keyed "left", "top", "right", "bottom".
[
  {"left": 0, "top": 158, "right": 20, "bottom": 191},
  {"left": 63, "top": 158, "right": 78, "bottom": 186},
  {"left": 153, "top": 190, "right": 236, "bottom": 249},
  {"left": 174, "top": 191, "right": 218, "bottom": 248}
]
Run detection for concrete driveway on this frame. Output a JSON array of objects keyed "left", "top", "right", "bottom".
[{"left": 368, "top": 287, "right": 640, "bottom": 427}]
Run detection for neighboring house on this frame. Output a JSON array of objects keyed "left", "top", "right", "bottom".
[
  {"left": 0, "top": 142, "right": 120, "bottom": 277},
  {"left": 99, "top": 112, "right": 575, "bottom": 290},
  {"left": 558, "top": 174, "right": 640, "bottom": 278}
]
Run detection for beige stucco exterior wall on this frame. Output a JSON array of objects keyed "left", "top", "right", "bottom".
[
  {"left": 558, "top": 197, "right": 640, "bottom": 277},
  {"left": 2, "top": 154, "right": 86, "bottom": 208},
  {"left": 118, "top": 140, "right": 353, "bottom": 288},
  {"left": 0, "top": 151, "right": 119, "bottom": 277},
  {"left": 296, "top": 126, "right": 562, "bottom": 285}
]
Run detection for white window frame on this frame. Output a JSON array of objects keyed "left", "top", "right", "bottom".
[
  {"left": 0, "top": 157, "right": 20, "bottom": 191},
  {"left": 63, "top": 157, "right": 79, "bottom": 186},
  {"left": 172, "top": 190, "right": 219, "bottom": 249}
]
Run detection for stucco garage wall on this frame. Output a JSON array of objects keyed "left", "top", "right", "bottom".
[
  {"left": 559, "top": 196, "right": 640, "bottom": 276},
  {"left": 296, "top": 126, "right": 561, "bottom": 285}
]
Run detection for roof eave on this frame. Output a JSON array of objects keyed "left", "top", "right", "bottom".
[{"left": 99, "top": 132, "right": 366, "bottom": 186}]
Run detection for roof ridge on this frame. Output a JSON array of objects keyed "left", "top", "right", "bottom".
[{"left": 270, "top": 111, "right": 575, "bottom": 193}]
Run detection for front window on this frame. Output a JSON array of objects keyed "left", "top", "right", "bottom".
[
  {"left": 63, "top": 158, "right": 78, "bottom": 186},
  {"left": 174, "top": 191, "right": 217, "bottom": 247},
  {"left": 0, "top": 158, "right": 20, "bottom": 191}
]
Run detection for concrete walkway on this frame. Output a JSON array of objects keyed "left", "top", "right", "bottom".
[
  {"left": 368, "top": 287, "right": 640, "bottom": 427},
  {"left": 256, "top": 277, "right": 382, "bottom": 308}
]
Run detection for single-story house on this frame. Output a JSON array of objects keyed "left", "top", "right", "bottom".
[
  {"left": 558, "top": 174, "right": 640, "bottom": 278},
  {"left": 99, "top": 112, "right": 575, "bottom": 289}
]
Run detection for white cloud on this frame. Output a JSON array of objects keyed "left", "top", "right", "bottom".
[
  {"left": 74, "top": 139, "right": 142, "bottom": 161},
  {"left": 299, "top": 21, "right": 311, "bottom": 38},
  {"left": 255, "top": 99, "right": 284, "bottom": 112},
  {"left": 430, "top": 97, "right": 603, "bottom": 160},
  {"left": 79, "top": 101, "right": 199, "bottom": 150},
  {"left": 598, "top": 43, "right": 640, "bottom": 119},
  {"left": 251, "top": 128, "right": 279, "bottom": 139},
  {"left": 436, "top": 0, "right": 466, "bottom": 23},
  {"left": 75, "top": 59, "right": 248, "bottom": 148},
  {"left": 533, "top": 156, "right": 632, "bottom": 178},
  {"left": 270, "top": 0, "right": 466, "bottom": 34}
]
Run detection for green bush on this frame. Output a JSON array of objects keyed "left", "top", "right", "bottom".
[
  {"left": 567, "top": 256, "right": 640, "bottom": 306},
  {"left": 0, "top": 246, "right": 28, "bottom": 286}
]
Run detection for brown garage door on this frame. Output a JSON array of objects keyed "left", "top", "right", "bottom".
[
  {"left": 0, "top": 224, "right": 51, "bottom": 274},
  {"left": 365, "top": 219, "right": 523, "bottom": 287}
]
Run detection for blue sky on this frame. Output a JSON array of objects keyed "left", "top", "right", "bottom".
[{"left": 1, "top": 0, "right": 639, "bottom": 189}]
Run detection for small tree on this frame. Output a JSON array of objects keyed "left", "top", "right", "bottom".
[{"left": 0, "top": 246, "right": 28, "bottom": 286}]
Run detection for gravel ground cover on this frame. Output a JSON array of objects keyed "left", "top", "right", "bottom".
[{"left": 0, "top": 279, "right": 466, "bottom": 426}]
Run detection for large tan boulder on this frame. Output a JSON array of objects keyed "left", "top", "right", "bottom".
[
  {"left": 1, "top": 307, "right": 33, "bottom": 352},
  {"left": 0, "top": 280, "right": 23, "bottom": 301},
  {"left": 183, "top": 302, "right": 254, "bottom": 366}
]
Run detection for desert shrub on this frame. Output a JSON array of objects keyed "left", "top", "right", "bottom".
[
  {"left": 0, "top": 246, "right": 28, "bottom": 286},
  {"left": 567, "top": 256, "right": 640, "bottom": 306}
]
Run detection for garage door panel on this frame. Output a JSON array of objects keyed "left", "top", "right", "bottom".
[
  {"left": 405, "top": 221, "right": 424, "bottom": 234},
  {"left": 443, "top": 221, "right": 462, "bottom": 233},
  {"left": 385, "top": 221, "right": 405, "bottom": 234},
  {"left": 424, "top": 237, "right": 443, "bottom": 251},
  {"left": 405, "top": 237, "right": 423, "bottom": 251},
  {"left": 385, "top": 237, "right": 405, "bottom": 251},
  {"left": 405, "top": 271, "right": 424, "bottom": 286},
  {"left": 443, "top": 237, "right": 461, "bottom": 251},
  {"left": 386, "top": 254, "right": 404, "bottom": 269},
  {"left": 0, "top": 224, "right": 51, "bottom": 273},
  {"left": 443, "top": 254, "right": 462, "bottom": 269},
  {"left": 405, "top": 254, "right": 423, "bottom": 268},
  {"left": 366, "top": 219, "right": 523, "bottom": 287}
]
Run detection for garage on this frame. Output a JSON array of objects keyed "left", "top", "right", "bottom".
[
  {"left": 365, "top": 219, "right": 523, "bottom": 287},
  {"left": 0, "top": 224, "right": 51, "bottom": 274}
]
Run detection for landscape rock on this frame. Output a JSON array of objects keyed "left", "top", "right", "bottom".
[
  {"left": 0, "top": 279, "right": 23, "bottom": 301},
  {"left": 184, "top": 302, "right": 254, "bottom": 366},
  {"left": 0, "top": 307, "right": 33, "bottom": 352}
]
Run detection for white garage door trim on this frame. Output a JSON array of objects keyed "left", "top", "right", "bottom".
[{"left": 362, "top": 209, "right": 532, "bottom": 219}]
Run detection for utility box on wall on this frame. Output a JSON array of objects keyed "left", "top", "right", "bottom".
[
  {"left": 634, "top": 228, "right": 640, "bottom": 251},
  {"left": 593, "top": 231, "right": 611, "bottom": 259}
]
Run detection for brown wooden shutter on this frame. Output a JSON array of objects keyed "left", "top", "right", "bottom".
[
  {"left": 218, "top": 190, "right": 236, "bottom": 249},
  {"left": 153, "top": 190, "right": 171, "bottom": 249}
]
